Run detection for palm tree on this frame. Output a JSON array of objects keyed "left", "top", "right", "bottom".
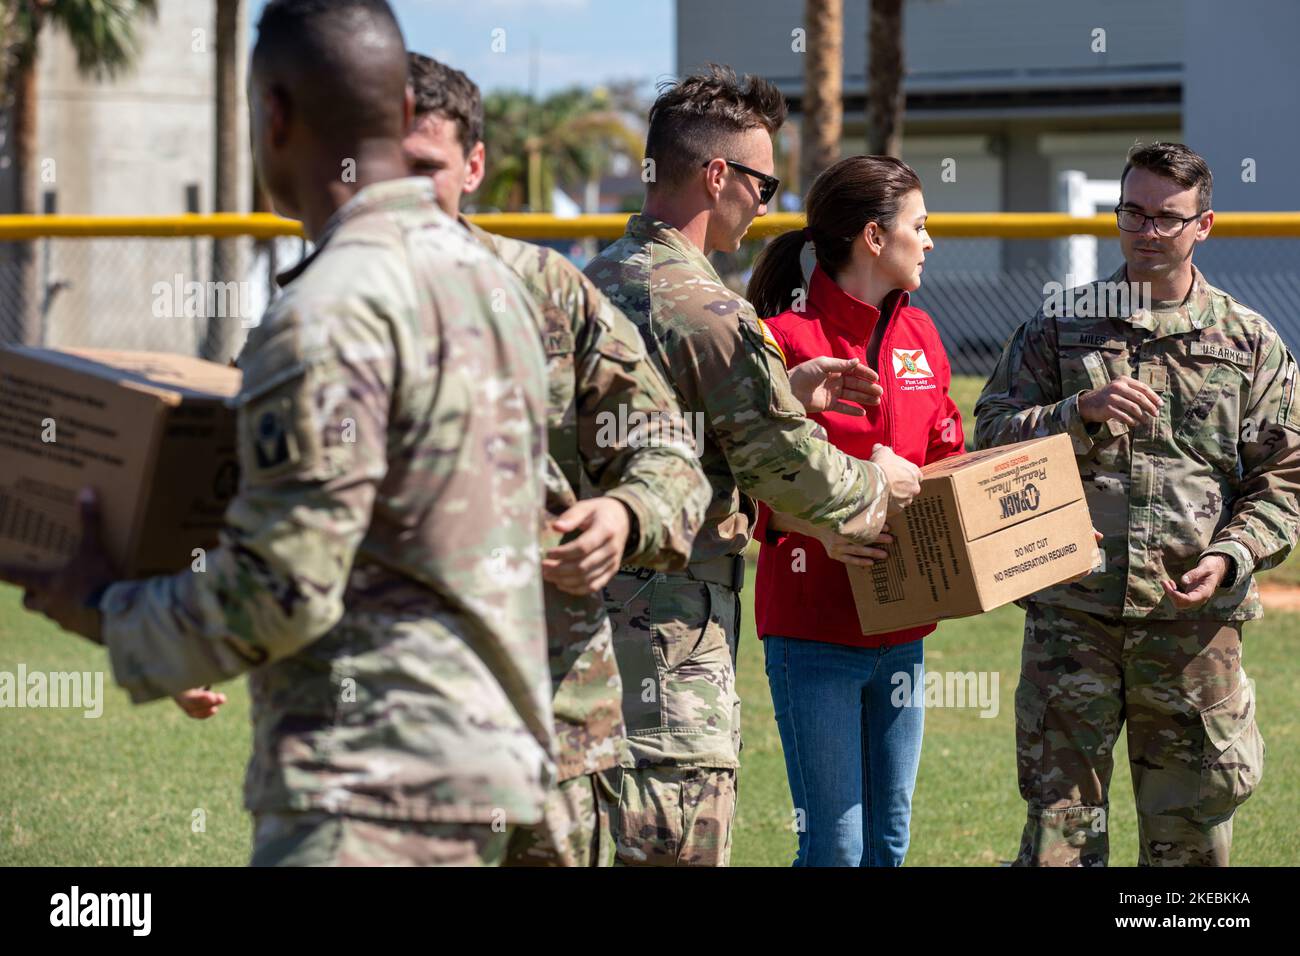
[
  {"left": 801, "top": 0, "right": 843, "bottom": 194},
  {"left": 1, "top": 0, "right": 158, "bottom": 346},
  {"left": 866, "top": 0, "right": 904, "bottom": 157},
  {"left": 481, "top": 87, "right": 642, "bottom": 213}
]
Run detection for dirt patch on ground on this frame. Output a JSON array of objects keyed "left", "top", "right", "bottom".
[{"left": 1258, "top": 583, "right": 1300, "bottom": 612}]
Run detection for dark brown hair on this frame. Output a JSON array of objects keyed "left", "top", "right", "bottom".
[
  {"left": 747, "top": 155, "right": 922, "bottom": 318},
  {"left": 644, "top": 63, "right": 787, "bottom": 192},
  {"left": 1121, "top": 142, "right": 1213, "bottom": 212},
  {"left": 407, "top": 51, "right": 484, "bottom": 155}
]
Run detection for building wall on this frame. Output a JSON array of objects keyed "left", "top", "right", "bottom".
[
  {"left": 677, "top": 0, "right": 1185, "bottom": 95},
  {"left": 1183, "top": 0, "right": 1300, "bottom": 212},
  {"left": 676, "top": 0, "right": 1300, "bottom": 361},
  {"left": 2, "top": 0, "right": 251, "bottom": 353},
  {"left": 1181, "top": 0, "right": 1300, "bottom": 326}
]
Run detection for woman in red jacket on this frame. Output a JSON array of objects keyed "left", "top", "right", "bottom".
[{"left": 746, "top": 156, "right": 965, "bottom": 866}]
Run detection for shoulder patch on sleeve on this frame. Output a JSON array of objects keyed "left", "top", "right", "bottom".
[
  {"left": 756, "top": 317, "right": 788, "bottom": 366},
  {"left": 248, "top": 393, "right": 301, "bottom": 476}
]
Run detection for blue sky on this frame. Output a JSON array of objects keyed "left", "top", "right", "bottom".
[{"left": 249, "top": 0, "right": 676, "bottom": 96}]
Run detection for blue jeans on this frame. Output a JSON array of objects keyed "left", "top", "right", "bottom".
[{"left": 763, "top": 635, "right": 926, "bottom": 867}]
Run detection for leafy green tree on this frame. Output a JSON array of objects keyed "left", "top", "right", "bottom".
[{"left": 480, "top": 86, "right": 642, "bottom": 213}]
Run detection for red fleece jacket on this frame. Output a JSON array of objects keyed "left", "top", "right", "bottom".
[{"left": 754, "top": 265, "right": 966, "bottom": 648}]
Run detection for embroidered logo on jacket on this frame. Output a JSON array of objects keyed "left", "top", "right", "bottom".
[{"left": 892, "top": 349, "right": 934, "bottom": 378}]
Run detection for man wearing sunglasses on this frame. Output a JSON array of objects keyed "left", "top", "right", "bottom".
[
  {"left": 976, "top": 142, "right": 1300, "bottom": 866},
  {"left": 706, "top": 159, "right": 781, "bottom": 208},
  {"left": 585, "top": 65, "right": 920, "bottom": 866}
]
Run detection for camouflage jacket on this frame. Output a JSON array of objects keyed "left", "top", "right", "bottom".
[
  {"left": 466, "top": 219, "right": 709, "bottom": 780},
  {"left": 584, "top": 215, "right": 890, "bottom": 563},
  {"left": 975, "top": 265, "right": 1300, "bottom": 620},
  {"left": 100, "top": 178, "right": 557, "bottom": 823}
]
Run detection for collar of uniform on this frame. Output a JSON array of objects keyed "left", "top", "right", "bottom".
[
  {"left": 807, "top": 264, "right": 907, "bottom": 344},
  {"left": 1123, "top": 264, "right": 1218, "bottom": 336},
  {"left": 459, "top": 213, "right": 497, "bottom": 252},
  {"left": 275, "top": 177, "right": 439, "bottom": 288},
  {"left": 625, "top": 214, "right": 724, "bottom": 284}
]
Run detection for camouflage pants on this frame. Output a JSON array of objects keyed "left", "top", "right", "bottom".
[
  {"left": 249, "top": 811, "right": 512, "bottom": 866},
  {"left": 603, "top": 765, "right": 738, "bottom": 866},
  {"left": 1014, "top": 602, "right": 1265, "bottom": 867},
  {"left": 503, "top": 771, "right": 618, "bottom": 866},
  {"left": 602, "top": 570, "right": 742, "bottom": 866}
]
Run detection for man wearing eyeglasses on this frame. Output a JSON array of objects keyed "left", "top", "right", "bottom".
[
  {"left": 975, "top": 142, "right": 1300, "bottom": 866},
  {"left": 584, "top": 65, "right": 920, "bottom": 866}
]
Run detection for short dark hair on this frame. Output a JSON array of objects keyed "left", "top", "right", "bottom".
[
  {"left": 253, "top": 0, "right": 407, "bottom": 141},
  {"left": 1121, "top": 142, "right": 1213, "bottom": 212},
  {"left": 407, "top": 52, "right": 484, "bottom": 155},
  {"left": 644, "top": 63, "right": 787, "bottom": 191}
]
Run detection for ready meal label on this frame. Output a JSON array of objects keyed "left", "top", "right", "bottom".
[{"left": 976, "top": 453, "right": 1050, "bottom": 521}]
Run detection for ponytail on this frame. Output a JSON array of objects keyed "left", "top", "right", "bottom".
[{"left": 746, "top": 229, "right": 807, "bottom": 318}]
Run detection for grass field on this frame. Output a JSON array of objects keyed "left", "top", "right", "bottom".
[
  {"left": 1, "top": 376, "right": 1295, "bottom": 866},
  {"left": 1, "top": 569, "right": 1296, "bottom": 866}
]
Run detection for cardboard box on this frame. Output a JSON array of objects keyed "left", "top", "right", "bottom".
[
  {"left": 848, "top": 434, "right": 1099, "bottom": 635},
  {"left": 0, "top": 347, "right": 241, "bottom": 577}
]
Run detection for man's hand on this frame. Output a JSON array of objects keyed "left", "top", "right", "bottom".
[
  {"left": 870, "top": 444, "right": 922, "bottom": 509},
  {"left": 1162, "top": 554, "right": 1228, "bottom": 611},
  {"left": 1079, "top": 377, "right": 1163, "bottom": 428},
  {"left": 1063, "top": 529, "right": 1106, "bottom": 585},
  {"left": 541, "top": 497, "right": 632, "bottom": 596},
  {"left": 788, "top": 356, "right": 883, "bottom": 417},
  {"left": 173, "top": 687, "right": 228, "bottom": 720},
  {"left": 0, "top": 488, "right": 117, "bottom": 643},
  {"left": 816, "top": 523, "right": 894, "bottom": 569}
]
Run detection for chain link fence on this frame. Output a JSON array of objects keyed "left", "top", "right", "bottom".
[
  {"left": 908, "top": 236, "right": 1300, "bottom": 377},
  {"left": 2, "top": 225, "right": 1297, "bottom": 379},
  {"left": 0, "top": 233, "right": 310, "bottom": 362}
]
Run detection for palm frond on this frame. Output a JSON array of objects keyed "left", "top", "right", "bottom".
[{"left": 49, "top": 0, "right": 159, "bottom": 79}]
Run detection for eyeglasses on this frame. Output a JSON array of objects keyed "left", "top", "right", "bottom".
[
  {"left": 1114, "top": 205, "right": 1205, "bottom": 238},
  {"left": 704, "top": 159, "right": 780, "bottom": 206}
]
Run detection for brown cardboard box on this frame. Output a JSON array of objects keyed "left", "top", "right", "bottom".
[
  {"left": 848, "top": 433, "right": 1099, "bottom": 635},
  {"left": 0, "top": 347, "right": 241, "bottom": 577}
]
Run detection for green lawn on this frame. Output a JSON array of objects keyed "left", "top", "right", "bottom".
[
  {"left": 0, "top": 374, "right": 1294, "bottom": 865},
  {"left": 731, "top": 582, "right": 1298, "bottom": 866},
  {"left": 1, "top": 571, "right": 1296, "bottom": 866},
  {"left": 948, "top": 374, "right": 986, "bottom": 450}
]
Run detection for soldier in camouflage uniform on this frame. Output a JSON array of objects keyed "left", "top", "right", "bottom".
[
  {"left": 402, "top": 53, "right": 712, "bottom": 866},
  {"left": 583, "top": 66, "right": 922, "bottom": 866},
  {"left": 975, "top": 142, "right": 1300, "bottom": 866},
  {"left": 1, "top": 0, "right": 556, "bottom": 866}
]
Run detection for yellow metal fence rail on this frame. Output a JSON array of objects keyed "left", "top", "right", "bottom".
[{"left": 3, "top": 211, "right": 1300, "bottom": 241}]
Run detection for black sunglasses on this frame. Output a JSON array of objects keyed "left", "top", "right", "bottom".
[{"left": 703, "top": 159, "right": 780, "bottom": 206}]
